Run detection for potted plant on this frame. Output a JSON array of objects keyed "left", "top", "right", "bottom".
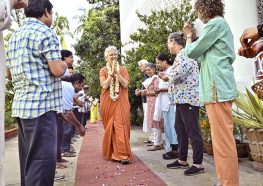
[
  {"left": 233, "top": 89, "right": 263, "bottom": 171},
  {"left": 200, "top": 107, "right": 213, "bottom": 155},
  {"left": 234, "top": 125, "right": 250, "bottom": 159}
]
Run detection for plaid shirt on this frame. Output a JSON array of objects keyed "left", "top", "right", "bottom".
[{"left": 6, "top": 18, "right": 63, "bottom": 119}]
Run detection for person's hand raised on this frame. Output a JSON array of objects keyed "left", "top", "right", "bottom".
[
  {"left": 111, "top": 60, "right": 116, "bottom": 73},
  {"left": 240, "top": 27, "right": 260, "bottom": 48},
  {"left": 238, "top": 47, "right": 256, "bottom": 58},
  {"left": 154, "top": 88, "right": 161, "bottom": 94},
  {"left": 158, "top": 72, "right": 164, "bottom": 79},
  {"left": 135, "top": 89, "right": 141, "bottom": 96},
  {"left": 183, "top": 22, "right": 194, "bottom": 37},
  {"left": 238, "top": 39, "right": 263, "bottom": 58},
  {"left": 159, "top": 74, "right": 169, "bottom": 82}
]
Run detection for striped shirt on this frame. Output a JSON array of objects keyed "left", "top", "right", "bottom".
[{"left": 6, "top": 18, "right": 63, "bottom": 119}]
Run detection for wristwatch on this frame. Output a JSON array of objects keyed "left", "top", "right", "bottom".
[{"left": 257, "top": 23, "right": 263, "bottom": 37}]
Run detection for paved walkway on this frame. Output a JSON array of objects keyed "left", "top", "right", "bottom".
[
  {"left": 75, "top": 122, "right": 166, "bottom": 185},
  {"left": 130, "top": 126, "right": 263, "bottom": 186},
  {"left": 4, "top": 123, "right": 263, "bottom": 186}
]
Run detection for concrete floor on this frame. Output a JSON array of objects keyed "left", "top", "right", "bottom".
[
  {"left": 4, "top": 125, "right": 263, "bottom": 186},
  {"left": 4, "top": 136, "right": 83, "bottom": 186},
  {"left": 130, "top": 126, "right": 263, "bottom": 186}
]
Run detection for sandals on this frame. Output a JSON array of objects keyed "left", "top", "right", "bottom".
[
  {"left": 57, "top": 158, "right": 69, "bottom": 163},
  {"left": 143, "top": 140, "right": 152, "bottom": 144},
  {"left": 147, "top": 145, "right": 162, "bottom": 151},
  {"left": 120, "top": 159, "right": 130, "bottom": 165},
  {"left": 56, "top": 163, "right": 67, "bottom": 169},
  {"left": 62, "top": 152, "right": 76, "bottom": 157}
]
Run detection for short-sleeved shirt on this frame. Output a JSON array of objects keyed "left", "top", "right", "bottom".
[
  {"left": 62, "top": 81, "right": 75, "bottom": 111},
  {"left": 6, "top": 18, "right": 63, "bottom": 119}
]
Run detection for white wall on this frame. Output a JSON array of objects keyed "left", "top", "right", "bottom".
[{"left": 224, "top": 0, "right": 258, "bottom": 91}]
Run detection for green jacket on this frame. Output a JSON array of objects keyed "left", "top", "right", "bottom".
[{"left": 184, "top": 16, "right": 238, "bottom": 103}]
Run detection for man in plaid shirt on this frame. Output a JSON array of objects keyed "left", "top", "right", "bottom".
[{"left": 6, "top": 0, "right": 68, "bottom": 185}]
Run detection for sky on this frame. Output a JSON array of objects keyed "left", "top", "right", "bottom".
[{"left": 50, "top": 0, "right": 90, "bottom": 61}]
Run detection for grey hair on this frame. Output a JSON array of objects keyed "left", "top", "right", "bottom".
[
  {"left": 137, "top": 59, "right": 149, "bottom": 66},
  {"left": 104, "top": 46, "right": 118, "bottom": 58},
  {"left": 145, "top": 63, "right": 156, "bottom": 71},
  {"left": 168, "top": 32, "right": 186, "bottom": 47}
]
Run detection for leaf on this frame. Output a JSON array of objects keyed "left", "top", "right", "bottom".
[{"left": 233, "top": 89, "right": 263, "bottom": 128}]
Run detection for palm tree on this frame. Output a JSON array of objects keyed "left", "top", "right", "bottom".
[
  {"left": 73, "top": 8, "right": 90, "bottom": 35},
  {"left": 52, "top": 13, "right": 73, "bottom": 49}
]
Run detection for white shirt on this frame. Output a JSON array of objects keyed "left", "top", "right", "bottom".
[
  {"left": 62, "top": 81, "right": 75, "bottom": 111},
  {"left": 158, "top": 67, "right": 173, "bottom": 112},
  {"left": 78, "top": 90, "right": 86, "bottom": 112}
]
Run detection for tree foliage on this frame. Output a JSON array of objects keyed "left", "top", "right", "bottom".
[
  {"left": 87, "top": 0, "right": 118, "bottom": 9},
  {"left": 124, "top": 0, "right": 196, "bottom": 125},
  {"left": 52, "top": 13, "right": 73, "bottom": 49},
  {"left": 74, "top": 2, "right": 120, "bottom": 98}
]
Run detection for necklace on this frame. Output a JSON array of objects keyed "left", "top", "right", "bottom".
[{"left": 106, "top": 62, "right": 120, "bottom": 101}]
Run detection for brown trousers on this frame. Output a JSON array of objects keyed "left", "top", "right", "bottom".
[{"left": 206, "top": 101, "right": 239, "bottom": 186}]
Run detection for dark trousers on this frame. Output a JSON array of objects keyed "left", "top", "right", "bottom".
[
  {"left": 61, "top": 120, "right": 73, "bottom": 153},
  {"left": 73, "top": 108, "right": 81, "bottom": 136},
  {"left": 81, "top": 112, "right": 89, "bottom": 127},
  {"left": 57, "top": 117, "right": 64, "bottom": 160},
  {"left": 175, "top": 104, "right": 203, "bottom": 164},
  {"left": 87, "top": 110, "right": 90, "bottom": 120},
  {"left": 17, "top": 111, "right": 57, "bottom": 186},
  {"left": 73, "top": 108, "right": 82, "bottom": 123}
]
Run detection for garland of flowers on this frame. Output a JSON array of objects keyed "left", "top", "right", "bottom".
[{"left": 106, "top": 61, "right": 120, "bottom": 101}]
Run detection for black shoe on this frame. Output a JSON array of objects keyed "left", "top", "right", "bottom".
[
  {"left": 167, "top": 160, "right": 189, "bottom": 169},
  {"left": 163, "top": 151, "right": 179, "bottom": 160},
  {"left": 184, "top": 165, "right": 205, "bottom": 176}
]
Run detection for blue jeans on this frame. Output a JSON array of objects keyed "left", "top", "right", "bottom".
[
  {"left": 17, "top": 111, "right": 57, "bottom": 186},
  {"left": 163, "top": 105, "right": 178, "bottom": 150},
  {"left": 61, "top": 120, "right": 73, "bottom": 153},
  {"left": 57, "top": 116, "right": 64, "bottom": 160}
]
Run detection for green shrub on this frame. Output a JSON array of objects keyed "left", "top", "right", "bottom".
[
  {"left": 4, "top": 111, "right": 16, "bottom": 130},
  {"left": 124, "top": 0, "right": 196, "bottom": 125},
  {"left": 5, "top": 80, "right": 16, "bottom": 130}
]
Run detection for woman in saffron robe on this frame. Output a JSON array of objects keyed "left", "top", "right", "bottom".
[{"left": 100, "top": 46, "right": 132, "bottom": 164}]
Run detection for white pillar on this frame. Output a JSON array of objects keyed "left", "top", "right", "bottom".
[
  {"left": 224, "top": 0, "right": 258, "bottom": 91},
  {"left": 0, "top": 31, "right": 6, "bottom": 186}
]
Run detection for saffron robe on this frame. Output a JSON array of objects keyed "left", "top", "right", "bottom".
[{"left": 100, "top": 66, "right": 132, "bottom": 161}]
